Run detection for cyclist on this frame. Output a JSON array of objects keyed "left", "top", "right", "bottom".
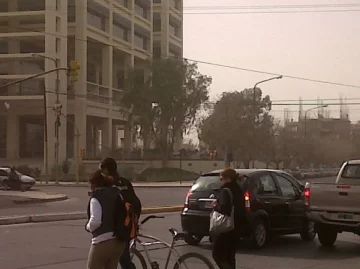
[{"left": 100, "top": 158, "right": 142, "bottom": 269}]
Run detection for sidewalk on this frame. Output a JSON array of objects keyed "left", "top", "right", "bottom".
[
  {"left": 0, "top": 190, "right": 68, "bottom": 204},
  {"left": 36, "top": 181, "right": 194, "bottom": 188}
]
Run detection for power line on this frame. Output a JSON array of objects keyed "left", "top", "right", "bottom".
[
  {"left": 4, "top": 25, "right": 360, "bottom": 90},
  {"left": 183, "top": 9, "right": 360, "bottom": 15}
]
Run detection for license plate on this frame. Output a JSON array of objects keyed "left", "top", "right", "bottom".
[{"left": 338, "top": 213, "right": 353, "bottom": 220}]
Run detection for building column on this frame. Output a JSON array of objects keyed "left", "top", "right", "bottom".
[
  {"left": 74, "top": 0, "right": 88, "bottom": 158},
  {"left": 102, "top": 118, "right": 112, "bottom": 157},
  {"left": 6, "top": 113, "right": 18, "bottom": 160}
]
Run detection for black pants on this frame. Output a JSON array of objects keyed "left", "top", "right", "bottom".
[
  {"left": 212, "top": 232, "right": 237, "bottom": 269},
  {"left": 119, "top": 241, "right": 136, "bottom": 269}
]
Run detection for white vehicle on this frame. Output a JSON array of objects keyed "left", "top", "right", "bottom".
[
  {"left": 305, "top": 160, "right": 360, "bottom": 247},
  {"left": 0, "top": 167, "right": 36, "bottom": 191}
]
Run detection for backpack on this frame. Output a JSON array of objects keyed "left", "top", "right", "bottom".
[{"left": 115, "top": 185, "right": 138, "bottom": 240}]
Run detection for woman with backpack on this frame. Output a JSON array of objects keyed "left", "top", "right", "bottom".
[
  {"left": 211, "top": 168, "right": 246, "bottom": 269},
  {"left": 86, "top": 170, "right": 127, "bottom": 269}
]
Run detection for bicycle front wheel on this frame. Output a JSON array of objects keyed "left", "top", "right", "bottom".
[
  {"left": 173, "top": 252, "right": 215, "bottom": 269},
  {"left": 129, "top": 248, "right": 148, "bottom": 269}
]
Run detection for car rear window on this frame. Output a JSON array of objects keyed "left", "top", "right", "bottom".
[
  {"left": 341, "top": 164, "right": 360, "bottom": 178},
  {"left": 192, "top": 173, "right": 250, "bottom": 191},
  {"left": 192, "top": 175, "right": 221, "bottom": 191}
]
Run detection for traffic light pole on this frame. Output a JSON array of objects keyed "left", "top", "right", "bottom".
[{"left": 0, "top": 68, "right": 70, "bottom": 183}]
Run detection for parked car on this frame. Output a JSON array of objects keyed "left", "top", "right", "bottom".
[
  {"left": 305, "top": 160, "right": 360, "bottom": 247},
  {"left": 0, "top": 167, "right": 36, "bottom": 191},
  {"left": 181, "top": 169, "right": 315, "bottom": 248}
]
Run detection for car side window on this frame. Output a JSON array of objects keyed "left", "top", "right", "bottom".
[
  {"left": 274, "top": 174, "right": 297, "bottom": 198},
  {"left": 0, "top": 170, "right": 8, "bottom": 178},
  {"left": 257, "top": 174, "right": 278, "bottom": 196}
]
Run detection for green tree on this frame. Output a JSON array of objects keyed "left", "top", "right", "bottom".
[
  {"left": 199, "top": 88, "right": 272, "bottom": 168},
  {"left": 122, "top": 59, "right": 211, "bottom": 163}
]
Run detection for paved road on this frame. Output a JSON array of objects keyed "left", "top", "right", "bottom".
[
  {"left": 0, "top": 186, "right": 189, "bottom": 217},
  {"left": 1, "top": 212, "right": 360, "bottom": 269},
  {"left": 0, "top": 177, "right": 335, "bottom": 218}
]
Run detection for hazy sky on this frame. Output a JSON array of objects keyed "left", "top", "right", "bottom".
[{"left": 182, "top": 0, "right": 360, "bottom": 122}]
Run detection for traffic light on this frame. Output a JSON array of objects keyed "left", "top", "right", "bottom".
[{"left": 69, "top": 60, "right": 80, "bottom": 82}]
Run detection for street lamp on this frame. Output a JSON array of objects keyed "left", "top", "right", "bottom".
[
  {"left": 304, "top": 104, "right": 328, "bottom": 140},
  {"left": 251, "top": 75, "right": 283, "bottom": 167},
  {"left": 252, "top": 75, "right": 283, "bottom": 106},
  {"left": 32, "top": 53, "right": 60, "bottom": 184}
]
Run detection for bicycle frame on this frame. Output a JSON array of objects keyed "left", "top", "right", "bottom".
[{"left": 130, "top": 232, "right": 184, "bottom": 269}]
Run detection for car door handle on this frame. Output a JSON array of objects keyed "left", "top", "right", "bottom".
[
  {"left": 285, "top": 201, "right": 290, "bottom": 206},
  {"left": 264, "top": 201, "right": 270, "bottom": 204}
]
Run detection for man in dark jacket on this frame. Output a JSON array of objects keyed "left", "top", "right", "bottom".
[{"left": 100, "top": 158, "right": 142, "bottom": 269}]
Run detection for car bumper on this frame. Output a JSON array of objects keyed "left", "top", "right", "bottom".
[
  {"left": 307, "top": 211, "right": 360, "bottom": 233},
  {"left": 181, "top": 209, "right": 211, "bottom": 236}
]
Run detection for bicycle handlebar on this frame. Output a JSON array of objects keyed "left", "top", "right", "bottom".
[{"left": 140, "top": 215, "right": 165, "bottom": 225}]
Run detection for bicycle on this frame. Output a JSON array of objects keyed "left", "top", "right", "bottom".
[{"left": 128, "top": 215, "right": 215, "bottom": 269}]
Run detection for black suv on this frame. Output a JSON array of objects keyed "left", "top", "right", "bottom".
[{"left": 180, "top": 169, "right": 315, "bottom": 248}]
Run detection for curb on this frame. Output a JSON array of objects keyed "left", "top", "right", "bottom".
[
  {"left": 35, "top": 183, "right": 193, "bottom": 188},
  {"left": 0, "top": 205, "right": 183, "bottom": 226},
  {"left": 13, "top": 195, "right": 68, "bottom": 204}
]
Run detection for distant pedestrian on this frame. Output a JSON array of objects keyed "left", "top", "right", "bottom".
[
  {"left": 86, "top": 170, "right": 127, "bottom": 269},
  {"left": 99, "top": 158, "right": 142, "bottom": 269},
  {"left": 211, "top": 168, "right": 246, "bottom": 269}
]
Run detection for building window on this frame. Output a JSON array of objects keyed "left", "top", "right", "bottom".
[
  {"left": 115, "top": 0, "right": 129, "bottom": 8},
  {"left": 56, "top": 0, "right": 61, "bottom": 10},
  {"left": 153, "top": 47, "right": 161, "bottom": 59},
  {"left": 20, "top": 41, "right": 44, "bottom": 54},
  {"left": 0, "top": 1, "right": 8, "bottom": 12},
  {"left": 135, "top": 0, "right": 148, "bottom": 19},
  {"left": 0, "top": 41, "right": 8, "bottom": 54},
  {"left": 87, "top": 62, "right": 97, "bottom": 83},
  {"left": 116, "top": 70, "right": 125, "bottom": 89},
  {"left": 56, "top": 17, "right": 61, "bottom": 32},
  {"left": 134, "top": 33, "right": 147, "bottom": 50},
  {"left": 68, "top": 4, "right": 76, "bottom": 22},
  {"left": 56, "top": 38, "right": 61, "bottom": 53},
  {"left": 169, "top": 23, "right": 180, "bottom": 38},
  {"left": 113, "top": 22, "right": 129, "bottom": 41},
  {"left": 87, "top": 8, "right": 107, "bottom": 32},
  {"left": 153, "top": 18, "right": 161, "bottom": 32},
  {"left": 171, "top": 0, "right": 181, "bottom": 10},
  {"left": 18, "top": 0, "right": 45, "bottom": 11},
  {"left": 153, "top": 0, "right": 161, "bottom": 3}
]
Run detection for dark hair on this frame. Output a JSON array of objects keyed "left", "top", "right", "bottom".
[
  {"left": 220, "top": 168, "right": 238, "bottom": 181},
  {"left": 89, "top": 170, "right": 108, "bottom": 188},
  {"left": 100, "top": 158, "right": 117, "bottom": 174}
]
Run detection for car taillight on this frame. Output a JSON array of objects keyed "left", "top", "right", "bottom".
[
  {"left": 244, "top": 191, "right": 251, "bottom": 212},
  {"left": 184, "top": 189, "right": 193, "bottom": 209},
  {"left": 304, "top": 187, "right": 310, "bottom": 206}
]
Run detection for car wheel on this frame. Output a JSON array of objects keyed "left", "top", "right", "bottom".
[
  {"left": 300, "top": 221, "right": 316, "bottom": 241},
  {"left": 184, "top": 234, "right": 203, "bottom": 246},
  {"left": 318, "top": 226, "right": 337, "bottom": 247},
  {"left": 251, "top": 219, "right": 268, "bottom": 249}
]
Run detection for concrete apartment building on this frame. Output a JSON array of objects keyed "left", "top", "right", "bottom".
[{"left": 0, "top": 0, "right": 183, "bottom": 172}]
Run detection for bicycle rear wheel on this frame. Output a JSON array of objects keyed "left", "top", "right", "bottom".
[
  {"left": 129, "top": 248, "right": 148, "bottom": 269},
  {"left": 173, "top": 252, "right": 215, "bottom": 269}
]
